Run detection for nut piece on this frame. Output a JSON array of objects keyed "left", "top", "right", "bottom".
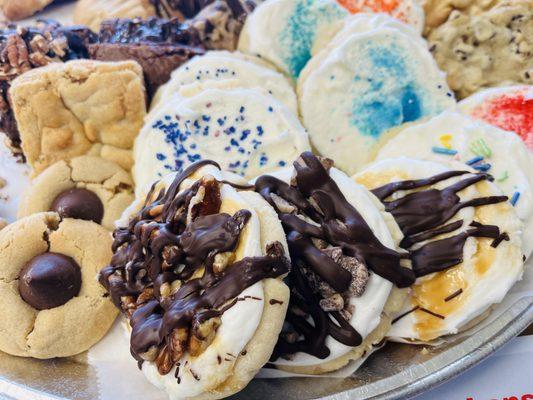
[
  {"left": 319, "top": 294, "right": 344, "bottom": 312},
  {"left": 156, "top": 344, "right": 174, "bottom": 375},
  {"left": 120, "top": 295, "right": 137, "bottom": 316},
  {"left": 270, "top": 193, "right": 296, "bottom": 214},
  {"left": 170, "top": 328, "right": 189, "bottom": 363},
  {"left": 189, "top": 317, "right": 221, "bottom": 357},
  {"left": 213, "top": 252, "right": 235, "bottom": 274}
]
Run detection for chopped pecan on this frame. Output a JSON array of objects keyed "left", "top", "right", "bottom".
[
  {"left": 136, "top": 287, "right": 154, "bottom": 306},
  {"left": 188, "top": 175, "right": 221, "bottom": 223},
  {"left": 189, "top": 317, "right": 221, "bottom": 357},
  {"left": 319, "top": 293, "right": 344, "bottom": 312},
  {"left": 156, "top": 344, "right": 174, "bottom": 375},
  {"left": 170, "top": 328, "right": 189, "bottom": 363}
]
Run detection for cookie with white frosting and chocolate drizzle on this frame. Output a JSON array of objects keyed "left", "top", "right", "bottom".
[
  {"left": 100, "top": 160, "right": 290, "bottom": 400},
  {"left": 355, "top": 157, "right": 524, "bottom": 342},
  {"left": 254, "top": 152, "right": 412, "bottom": 374}
]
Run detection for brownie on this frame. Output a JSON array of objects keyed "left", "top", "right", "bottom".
[
  {"left": 89, "top": 18, "right": 205, "bottom": 97},
  {"left": 0, "top": 20, "right": 96, "bottom": 154}
]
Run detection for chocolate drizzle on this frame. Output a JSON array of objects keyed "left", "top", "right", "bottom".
[
  {"left": 100, "top": 160, "right": 289, "bottom": 374},
  {"left": 255, "top": 152, "right": 413, "bottom": 360},
  {"left": 371, "top": 169, "right": 509, "bottom": 278}
]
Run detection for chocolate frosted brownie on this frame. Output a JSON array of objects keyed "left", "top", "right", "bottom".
[
  {"left": 0, "top": 21, "right": 96, "bottom": 154},
  {"left": 88, "top": 17, "right": 205, "bottom": 97}
]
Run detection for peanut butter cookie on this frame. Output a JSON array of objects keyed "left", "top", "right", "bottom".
[
  {"left": 18, "top": 156, "right": 134, "bottom": 231},
  {"left": 9, "top": 60, "right": 147, "bottom": 175},
  {"left": 0, "top": 212, "right": 118, "bottom": 359}
]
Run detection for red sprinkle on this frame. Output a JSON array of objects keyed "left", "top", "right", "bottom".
[{"left": 470, "top": 92, "right": 533, "bottom": 150}]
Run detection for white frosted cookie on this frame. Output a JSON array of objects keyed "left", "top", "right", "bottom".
[
  {"left": 298, "top": 17, "right": 455, "bottom": 175},
  {"left": 355, "top": 158, "right": 524, "bottom": 342},
  {"left": 458, "top": 85, "right": 532, "bottom": 151},
  {"left": 134, "top": 87, "right": 310, "bottom": 194},
  {"left": 253, "top": 152, "right": 412, "bottom": 373},
  {"left": 0, "top": 134, "right": 30, "bottom": 223},
  {"left": 375, "top": 111, "right": 533, "bottom": 257},
  {"left": 238, "top": 0, "right": 348, "bottom": 80},
  {"left": 152, "top": 51, "right": 297, "bottom": 113},
  {"left": 100, "top": 162, "right": 290, "bottom": 399},
  {"left": 336, "top": 0, "right": 425, "bottom": 32}
]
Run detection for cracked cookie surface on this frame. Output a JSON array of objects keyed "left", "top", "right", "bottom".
[
  {"left": 9, "top": 60, "right": 147, "bottom": 175},
  {"left": 0, "top": 212, "right": 118, "bottom": 359},
  {"left": 18, "top": 156, "right": 134, "bottom": 231}
]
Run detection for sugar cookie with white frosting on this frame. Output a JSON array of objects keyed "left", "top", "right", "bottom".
[
  {"left": 375, "top": 111, "right": 533, "bottom": 258},
  {"left": 355, "top": 157, "right": 524, "bottom": 342},
  {"left": 152, "top": 51, "right": 297, "bottom": 113},
  {"left": 100, "top": 161, "right": 291, "bottom": 399},
  {"left": 298, "top": 14, "right": 455, "bottom": 175},
  {"left": 253, "top": 152, "right": 412, "bottom": 373},
  {"left": 134, "top": 86, "right": 310, "bottom": 194}
]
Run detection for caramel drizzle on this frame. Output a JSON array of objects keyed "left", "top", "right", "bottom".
[
  {"left": 100, "top": 160, "right": 289, "bottom": 374},
  {"left": 255, "top": 152, "right": 414, "bottom": 360}
]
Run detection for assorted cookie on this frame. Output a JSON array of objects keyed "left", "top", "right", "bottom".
[
  {"left": 298, "top": 13, "right": 455, "bottom": 175},
  {"left": 100, "top": 162, "right": 290, "bottom": 399},
  {"left": 254, "top": 152, "right": 411, "bottom": 373},
  {"left": 18, "top": 156, "right": 134, "bottom": 231},
  {"left": 0, "top": 0, "right": 530, "bottom": 397},
  {"left": 9, "top": 59, "right": 147, "bottom": 174},
  {"left": 134, "top": 83, "right": 310, "bottom": 193},
  {"left": 0, "top": 212, "right": 118, "bottom": 358},
  {"left": 427, "top": 1, "right": 533, "bottom": 99},
  {"left": 355, "top": 158, "right": 524, "bottom": 341},
  {"left": 0, "top": 0, "right": 56, "bottom": 20}
]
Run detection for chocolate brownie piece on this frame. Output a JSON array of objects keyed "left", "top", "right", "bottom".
[
  {"left": 0, "top": 20, "right": 96, "bottom": 153},
  {"left": 89, "top": 18, "right": 205, "bottom": 97}
]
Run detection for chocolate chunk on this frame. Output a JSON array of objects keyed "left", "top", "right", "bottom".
[
  {"left": 50, "top": 188, "right": 104, "bottom": 224},
  {"left": 89, "top": 18, "right": 205, "bottom": 97},
  {"left": 18, "top": 252, "right": 82, "bottom": 310}
]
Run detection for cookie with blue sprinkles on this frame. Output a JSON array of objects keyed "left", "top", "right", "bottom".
[{"left": 134, "top": 86, "right": 310, "bottom": 193}]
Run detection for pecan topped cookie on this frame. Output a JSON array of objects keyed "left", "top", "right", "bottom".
[{"left": 100, "top": 160, "right": 290, "bottom": 399}]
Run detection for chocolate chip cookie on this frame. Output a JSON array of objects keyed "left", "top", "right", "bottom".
[
  {"left": 428, "top": 1, "right": 533, "bottom": 98},
  {"left": 18, "top": 156, "right": 134, "bottom": 231},
  {"left": 9, "top": 59, "right": 147, "bottom": 174},
  {"left": 0, "top": 212, "right": 118, "bottom": 359}
]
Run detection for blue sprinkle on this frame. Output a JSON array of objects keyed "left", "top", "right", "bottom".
[
  {"left": 257, "top": 126, "right": 264, "bottom": 136},
  {"left": 239, "top": 106, "right": 245, "bottom": 113},
  {"left": 473, "top": 163, "right": 491, "bottom": 172},
  {"left": 240, "top": 129, "right": 251, "bottom": 141},
  {"left": 230, "top": 138, "right": 239, "bottom": 147},
  {"left": 201, "top": 115, "right": 211, "bottom": 122},
  {"left": 164, "top": 115, "right": 171, "bottom": 121},
  {"left": 268, "top": 106, "right": 273, "bottom": 112},
  {"left": 224, "top": 146, "right": 231, "bottom": 152},
  {"left": 259, "top": 153, "right": 268, "bottom": 167},
  {"left": 510, "top": 192, "right": 520, "bottom": 206},
  {"left": 278, "top": 161, "right": 287, "bottom": 167},
  {"left": 432, "top": 147, "right": 458, "bottom": 156},
  {"left": 217, "top": 118, "right": 225, "bottom": 126},
  {"left": 466, "top": 156, "right": 484, "bottom": 165},
  {"left": 156, "top": 153, "right": 167, "bottom": 161}
]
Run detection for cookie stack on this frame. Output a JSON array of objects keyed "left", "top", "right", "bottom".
[{"left": 0, "top": 0, "right": 531, "bottom": 399}]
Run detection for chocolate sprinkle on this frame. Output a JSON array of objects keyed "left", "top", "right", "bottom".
[{"left": 444, "top": 289, "right": 463, "bottom": 302}]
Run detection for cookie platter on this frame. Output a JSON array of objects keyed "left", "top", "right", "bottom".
[
  {"left": 0, "top": 293, "right": 531, "bottom": 399},
  {"left": 0, "top": 0, "right": 532, "bottom": 400}
]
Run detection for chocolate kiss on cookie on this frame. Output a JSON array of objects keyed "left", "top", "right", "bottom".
[
  {"left": 50, "top": 188, "right": 104, "bottom": 224},
  {"left": 18, "top": 156, "right": 134, "bottom": 231},
  {"left": 19, "top": 253, "right": 82, "bottom": 310},
  {"left": 0, "top": 212, "right": 118, "bottom": 359}
]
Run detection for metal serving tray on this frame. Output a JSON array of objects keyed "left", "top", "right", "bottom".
[{"left": 0, "top": 296, "right": 531, "bottom": 400}]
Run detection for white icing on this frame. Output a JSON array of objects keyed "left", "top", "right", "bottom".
[
  {"left": 375, "top": 111, "right": 533, "bottom": 257},
  {"left": 131, "top": 166, "right": 271, "bottom": 399},
  {"left": 152, "top": 51, "right": 298, "bottom": 114},
  {"left": 253, "top": 166, "right": 396, "bottom": 367},
  {"left": 0, "top": 134, "right": 30, "bottom": 222},
  {"left": 298, "top": 18, "right": 455, "bottom": 175},
  {"left": 134, "top": 87, "right": 310, "bottom": 194},
  {"left": 238, "top": 0, "right": 348, "bottom": 80},
  {"left": 355, "top": 158, "right": 524, "bottom": 341}
]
